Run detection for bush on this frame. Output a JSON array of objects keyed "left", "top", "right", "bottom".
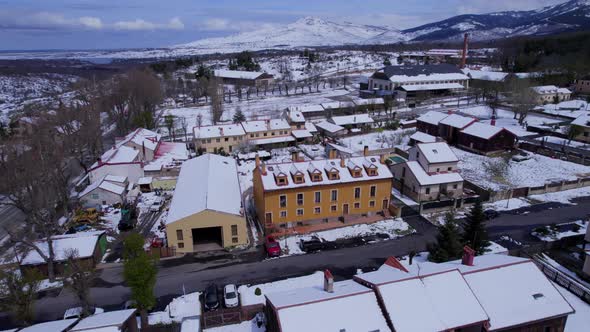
[
  {"left": 254, "top": 287, "right": 262, "bottom": 296},
  {"left": 572, "top": 223, "right": 581, "bottom": 233},
  {"left": 534, "top": 227, "right": 550, "bottom": 236}
]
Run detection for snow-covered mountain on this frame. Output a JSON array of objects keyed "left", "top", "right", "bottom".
[
  {"left": 176, "top": 17, "right": 408, "bottom": 52},
  {"left": 175, "top": 0, "right": 590, "bottom": 52},
  {"left": 405, "top": 0, "right": 590, "bottom": 41}
]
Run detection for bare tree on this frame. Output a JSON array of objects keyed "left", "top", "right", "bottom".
[
  {"left": 208, "top": 78, "right": 224, "bottom": 124},
  {"left": 180, "top": 116, "right": 189, "bottom": 142},
  {"left": 63, "top": 249, "right": 95, "bottom": 318},
  {"left": 0, "top": 267, "right": 42, "bottom": 326},
  {"left": 196, "top": 113, "right": 203, "bottom": 128}
]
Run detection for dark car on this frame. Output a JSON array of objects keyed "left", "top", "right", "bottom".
[
  {"left": 299, "top": 236, "right": 324, "bottom": 252},
  {"left": 264, "top": 236, "right": 281, "bottom": 257},
  {"left": 484, "top": 209, "right": 500, "bottom": 220},
  {"left": 204, "top": 284, "right": 220, "bottom": 311}
]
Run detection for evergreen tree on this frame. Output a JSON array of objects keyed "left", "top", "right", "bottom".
[
  {"left": 383, "top": 58, "right": 392, "bottom": 66},
  {"left": 462, "top": 199, "right": 490, "bottom": 255},
  {"left": 428, "top": 213, "right": 463, "bottom": 263},
  {"left": 123, "top": 234, "right": 157, "bottom": 329},
  {"left": 232, "top": 107, "right": 246, "bottom": 124}
]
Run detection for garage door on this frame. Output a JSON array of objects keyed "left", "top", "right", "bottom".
[{"left": 192, "top": 227, "right": 223, "bottom": 252}]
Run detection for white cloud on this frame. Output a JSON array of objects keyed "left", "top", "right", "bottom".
[
  {"left": 455, "top": 0, "right": 564, "bottom": 15},
  {"left": 79, "top": 16, "right": 103, "bottom": 29},
  {"left": 113, "top": 17, "right": 184, "bottom": 31},
  {"left": 197, "top": 17, "right": 278, "bottom": 32}
]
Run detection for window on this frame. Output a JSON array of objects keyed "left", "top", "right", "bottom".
[
  {"left": 280, "top": 211, "right": 287, "bottom": 218},
  {"left": 354, "top": 187, "right": 361, "bottom": 199},
  {"left": 232, "top": 237, "right": 238, "bottom": 243},
  {"left": 416, "top": 151, "right": 420, "bottom": 159},
  {"left": 314, "top": 191, "right": 321, "bottom": 203},
  {"left": 436, "top": 168, "right": 440, "bottom": 172},
  {"left": 231, "top": 225, "right": 238, "bottom": 236},
  {"left": 370, "top": 186, "right": 376, "bottom": 197},
  {"left": 176, "top": 230, "right": 183, "bottom": 240},
  {"left": 297, "top": 208, "right": 304, "bottom": 216},
  {"left": 279, "top": 195, "right": 287, "bottom": 208},
  {"left": 233, "top": 137, "right": 238, "bottom": 141},
  {"left": 453, "top": 184, "right": 458, "bottom": 189},
  {"left": 178, "top": 242, "right": 184, "bottom": 248},
  {"left": 331, "top": 205, "right": 337, "bottom": 212},
  {"left": 426, "top": 187, "right": 431, "bottom": 194},
  {"left": 369, "top": 201, "right": 375, "bottom": 207},
  {"left": 312, "top": 174, "right": 321, "bottom": 182},
  {"left": 216, "top": 138, "right": 221, "bottom": 143},
  {"left": 225, "top": 137, "right": 229, "bottom": 142},
  {"left": 331, "top": 189, "right": 338, "bottom": 201},
  {"left": 402, "top": 167, "right": 406, "bottom": 177},
  {"left": 207, "top": 139, "right": 211, "bottom": 143},
  {"left": 297, "top": 193, "right": 304, "bottom": 205},
  {"left": 448, "top": 166, "right": 452, "bottom": 171},
  {"left": 294, "top": 175, "right": 304, "bottom": 184},
  {"left": 250, "top": 134, "right": 254, "bottom": 138},
  {"left": 314, "top": 207, "right": 321, "bottom": 214},
  {"left": 271, "top": 131, "right": 275, "bottom": 136},
  {"left": 91, "top": 193, "right": 99, "bottom": 199},
  {"left": 263, "top": 132, "right": 267, "bottom": 137},
  {"left": 354, "top": 202, "right": 360, "bottom": 209}
]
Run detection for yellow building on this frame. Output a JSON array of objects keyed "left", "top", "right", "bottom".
[
  {"left": 194, "top": 124, "right": 246, "bottom": 154},
  {"left": 165, "top": 154, "right": 248, "bottom": 253},
  {"left": 253, "top": 154, "right": 393, "bottom": 233}
]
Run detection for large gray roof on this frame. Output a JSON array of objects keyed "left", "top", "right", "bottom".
[{"left": 381, "top": 64, "right": 463, "bottom": 78}]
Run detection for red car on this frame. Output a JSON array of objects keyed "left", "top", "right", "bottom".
[{"left": 264, "top": 236, "right": 281, "bottom": 257}]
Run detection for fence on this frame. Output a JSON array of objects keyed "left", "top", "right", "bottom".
[
  {"left": 533, "top": 256, "right": 590, "bottom": 305},
  {"left": 202, "top": 308, "right": 242, "bottom": 329}
]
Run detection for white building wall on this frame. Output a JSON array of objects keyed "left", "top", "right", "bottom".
[{"left": 79, "top": 188, "right": 124, "bottom": 208}]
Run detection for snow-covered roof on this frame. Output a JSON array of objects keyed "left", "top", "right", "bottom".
[
  {"left": 104, "top": 175, "right": 127, "bottom": 183},
  {"left": 91, "top": 145, "right": 140, "bottom": 169},
  {"left": 352, "top": 97, "right": 385, "bottom": 106},
  {"left": 291, "top": 130, "right": 313, "bottom": 139},
  {"left": 149, "top": 142, "right": 189, "bottom": 171},
  {"left": 463, "top": 69, "right": 509, "bottom": 82},
  {"left": 417, "top": 142, "right": 458, "bottom": 163},
  {"left": 330, "top": 114, "right": 374, "bottom": 126},
  {"left": 463, "top": 261, "right": 574, "bottom": 330},
  {"left": 321, "top": 101, "right": 354, "bottom": 110},
  {"left": 305, "top": 121, "right": 318, "bottom": 133},
  {"left": 379, "top": 270, "right": 489, "bottom": 332},
  {"left": 20, "top": 231, "right": 105, "bottom": 266},
  {"left": 417, "top": 111, "right": 449, "bottom": 126},
  {"left": 315, "top": 121, "right": 345, "bottom": 134},
  {"left": 286, "top": 109, "right": 305, "bottom": 123},
  {"left": 19, "top": 319, "right": 78, "bottom": 332},
  {"left": 439, "top": 113, "right": 476, "bottom": 129},
  {"left": 214, "top": 69, "right": 267, "bottom": 80},
  {"left": 531, "top": 85, "right": 572, "bottom": 95},
  {"left": 572, "top": 114, "right": 590, "bottom": 127},
  {"left": 138, "top": 176, "right": 153, "bottom": 185},
  {"left": 117, "top": 128, "right": 161, "bottom": 152},
  {"left": 326, "top": 143, "right": 355, "bottom": 155},
  {"left": 166, "top": 154, "right": 242, "bottom": 225},
  {"left": 241, "top": 119, "right": 290, "bottom": 133},
  {"left": 266, "top": 280, "right": 390, "bottom": 332},
  {"left": 194, "top": 124, "right": 245, "bottom": 139},
  {"left": 406, "top": 161, "right": 463, "bottom": 186},
  {"left": 410, "top": 131, "right": 436, "bottom": 143},
  {"left": 70, "top": 309, "right": 136, "bottom": 331},
  {"left": 78, "top": 177, "right": 126, "bottom": 198},
  {"left": 401, "top": 82, "right": 465, "bottom": 91},
  {"left": 460, "top": 122, "right": 505, "bottom": 140},
  {"left": 249, "top": 136, "right": 295, "bottom": 145},
  {"left": 259, "top": 156, "right": 392, "bottom": 191},
  {"left": 379, "top": 64, "right": 468, "bottom": 84},
  {"left": 291, "top": 104, "right": 324, "bottom": 113}
]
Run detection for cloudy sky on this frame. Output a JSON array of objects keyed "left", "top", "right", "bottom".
[{"left": 0, "top": 0, "right": 565, "bottom": 50}]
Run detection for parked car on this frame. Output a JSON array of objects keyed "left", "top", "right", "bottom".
[
  {"left": 223, "top": 284, "right": 239, "bottom": 308},
  {"left": 204, "top": 284, "right": 220, "bottom": 311},
  {"left": 484, "top": 209, "right": 500, "bottom": 220},
  {"left": 511, "top": 152, "right": 532, "bottom": 162},
  {"left": 299, "top": 236, "right": 324, "bottom": 252},
  {"left": 264, "top": 236, "right": 281, "bottom": 257},
  {"left": 150, "top": 198, "right": 163, "bottom": 212},
  {"left": 63, "top": 306, "right": 104, "bottom": 320}
]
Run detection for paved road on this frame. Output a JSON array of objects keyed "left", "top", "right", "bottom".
[{"left": 3, "top": 198, "right": 590, "bottom": 326}]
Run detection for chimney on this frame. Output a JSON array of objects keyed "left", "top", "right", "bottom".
[
  {"left": 340, "top": 157, "right": 346, "bottom": 168},
  {"left": 460, "top": 33, "right": 469, "bottom": 69},
  {"left": 219, "top": 127, "right": 224, "bottom": 136},
  {"left": 380, "top": 154, "right": 386, "bottom": 164},
  {"left": 255, "top": 154, "right": 261, "bottom": 168},
  {"left": 490, "top": 116, "right": 496, "bottom": 126},
  {"left": 363, "top": 145, "right": 369, "bottom": 157},
  {"left": 328, "top": 149, "right": 337, "bottom": 160},
  {"left": 324, "top": 270, "right": 334, "bottom": 293},
  {"left": 291, "top": 150, "right": 299, "bottom": 162},
  {"left": 462, "top": 246, "right": 475, "bottom": 266},
  {"left": 266, "top": 119, "right": 271, "bottom": 130},
  {"left": 261, "top": 163, "right": 267, "bottom": 175},
  {"left": 384, "top": 256, "right": 409, "bottom": 273},
  {"left": 447, "top": 109, "right": 453, "bottom": 115}
]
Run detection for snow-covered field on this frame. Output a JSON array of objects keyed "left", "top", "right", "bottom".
[
  {"left": 453, "top": 148, "right": 590, "bottom": 190},
  {"left": 279, "top": 218, "right": 414, "bottom": 255},
  {"left": 338, "top": 128, "right": 415, "bottom": 152}
]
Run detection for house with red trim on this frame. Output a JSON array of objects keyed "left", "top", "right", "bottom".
[
  {"left": 458, "top": 122, "right": 517, "bottom": 155},
  {"left": 115, "top": 128, "right": 162, "bottom": 162},
  {"left": 88, "top": 145, "right": 144, "bottom": 184},
  {"left": 438, "top": 113, "right": 477, "bottom": 144},
  {"left": 78, "top": 175, "right": 128, "bottom": 208}
]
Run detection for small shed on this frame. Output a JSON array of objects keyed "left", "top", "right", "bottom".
[
  {"left": 458, "top": 122, "right": 517, "bottom": 155},
  {"left": 409, "top": 131, "right": 437, "bottom": 146},
  {"left": 70, "top": 309, "right": 138, "bottom": 332},
  {"left": 137, "top": 176, "right": 153, "bottom": 192}
]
